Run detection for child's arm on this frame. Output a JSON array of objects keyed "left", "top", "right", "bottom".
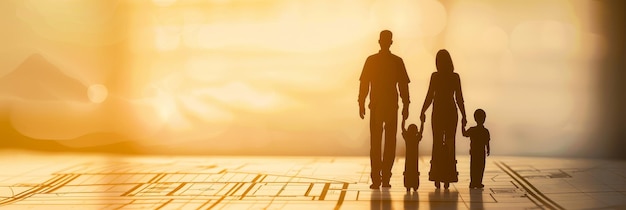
[
  {"left": 486, "top": 129, "right": 491, "bottom": 156},
  {"left": 401, "top": 118, "right": 407, "bottom": 133},
  {"left": 418, "top": 121, "right": 425, "bottom": 140}
]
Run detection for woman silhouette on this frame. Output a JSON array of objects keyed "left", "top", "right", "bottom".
[{"left": 420, "top": 49, "right": 467, "bottom": 189}]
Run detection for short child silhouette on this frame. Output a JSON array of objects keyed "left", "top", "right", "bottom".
[
  {"left": 402, "top": 119, "right": 423, "bottom": 191},
  {"left": 462, "top": 109, "right": 491, "bottom": 189}
]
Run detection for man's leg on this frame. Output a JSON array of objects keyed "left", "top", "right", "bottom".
[
  {"left": 381, "top": 108, "right": 397, "bottom": 187},
  {"left": 370, "top": 108, "right": 384, "bottom": 189}
]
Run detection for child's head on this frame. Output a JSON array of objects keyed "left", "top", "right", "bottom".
[
  {"left": 474, "top": 109, "right": 486, "bottom": 125},
  {"left": 407, "top": 124, "right": 419, "bottom": 135}
]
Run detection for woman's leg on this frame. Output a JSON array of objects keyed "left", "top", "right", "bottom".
[
  {"left": 430, "top": 116, "right": 444, "bottom": 184},
  {"left": 442, "top": 112, "right": 459, "bottom": 183},
  {"left": 448, "top": 135, "right": 459, "bottom": 182}
]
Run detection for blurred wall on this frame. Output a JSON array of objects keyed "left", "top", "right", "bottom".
[
  {"left": 0, "top": 0, "right": 622, "bottom": 158},
  {"left": 593, "top": 0, "right": 626, "bottom": 159}
]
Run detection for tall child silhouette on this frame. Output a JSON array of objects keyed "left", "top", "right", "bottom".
[{"left": 462, "top": 109, "right": 491, "bottom": 189}]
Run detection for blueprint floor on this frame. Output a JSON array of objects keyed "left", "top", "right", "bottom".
[{"left": 0, "top": 150, "right": 625, "bottom": 209}]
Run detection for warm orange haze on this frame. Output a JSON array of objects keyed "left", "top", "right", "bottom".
[{"left": 0, "top": 0, "right": 607, "bottom": 156}]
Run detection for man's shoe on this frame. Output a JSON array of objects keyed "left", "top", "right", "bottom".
[
  {"left": 370, "top": 183, "right": 380, "bottom": 189},
  {"left": 382, "top": 183, "right": 391, "bottom": 188}
]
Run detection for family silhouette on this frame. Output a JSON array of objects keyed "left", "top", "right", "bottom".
[{"left": 359, "top": 30, "right": 491, "bottom": 191}]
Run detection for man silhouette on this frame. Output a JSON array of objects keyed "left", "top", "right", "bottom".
[{"left": 359, "top": 30, "right": 410, "bottom": 189}]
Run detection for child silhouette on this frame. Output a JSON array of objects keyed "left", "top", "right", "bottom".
[
  {"left": 462, "top": 109, "right": 491, "bottom": 189},
  {"left": 402, "top": 119, "right": 423, "bottom": 191}
]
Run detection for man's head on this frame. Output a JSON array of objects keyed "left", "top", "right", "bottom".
[
  {"left": 378, "top": 30, "right": 393, "bottom": 50},
  {"left": 474, "top": 109, "right": 486, "bottom": 125}
]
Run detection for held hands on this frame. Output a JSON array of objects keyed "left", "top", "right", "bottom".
[
  {"left": 461, "top": 117, "right": 467, "bottom": 127},
  {"left": 420, "top": 112, "right": 426, "bottom": 122}
]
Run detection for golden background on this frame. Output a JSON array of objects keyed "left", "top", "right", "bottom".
[{"left": 0, "top": 0, "right": 609, "bottom": 156}]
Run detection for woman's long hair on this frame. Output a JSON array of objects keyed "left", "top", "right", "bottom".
[{"left": 436, "top": 49, "right": 454, "bottom": 73}]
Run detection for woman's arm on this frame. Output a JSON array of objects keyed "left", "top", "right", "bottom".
[
  {"left": 455, "top": 73, "right": 467, "bottom": 126},
  {"left": 420, "top": 73, "right": 436, "bottom": 122}
]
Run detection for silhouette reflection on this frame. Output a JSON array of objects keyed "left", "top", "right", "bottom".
[
  {"left": 469, "top": 188, "right": 485, "bottom": 210},
  {"left": 370, "top": 189, "right": 392, "bottom": 210},
  {"left": 403, "top": 191, "right": 419, "bottom": 210},
  {"left": 428, "top": 189, "right": 459, "bottom": 210}
]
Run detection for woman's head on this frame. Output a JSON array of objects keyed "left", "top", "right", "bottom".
[{"left": 436, "top": 49, "right": 454, "bottom": 73}]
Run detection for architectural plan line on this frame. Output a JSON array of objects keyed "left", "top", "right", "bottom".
[
  {"left": 495, "top": 161, "right": 565, "bottom": 210},
  {"left": 167, "top": 183, "right": 187, "bottom": 196},
  {"left": 45, "top": 174, "right": 80, "bottom": 193},
  {"left": 0, "top": 174, "right": 67, "bottom": 205},
  {"left": 318, "top": 183, "right": 330, "bottom": 200},
  {"left": 155, "top": 199, "right": 173, "bottom": 210},
  {"left": 0, "top": 153, "right": 623, "bottom": 209},
  {"left": 333, "top": 183, "right": 349, "bottom": 210}
]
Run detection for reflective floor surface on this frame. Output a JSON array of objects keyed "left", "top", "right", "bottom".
[{"left": 1, "top": 150, "right": 625, "bottom": 209}]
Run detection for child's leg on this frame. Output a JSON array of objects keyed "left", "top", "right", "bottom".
[
  {"left": 470, "top": 150, "right": 486, "bottom": 187},
  {"left": 470, "top": 152, "right": 476, "bottom": 187},
  {"left": 477, "top": 152, "right": 486, "bottom": 186}
]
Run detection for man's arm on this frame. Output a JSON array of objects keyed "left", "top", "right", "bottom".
[
  {"left": 358, "top": 82, "right": 369, "bottom": 119},
  {"left": 399, "top": 82, "right": 410, "bottom": 120},
  {"left": 358, "top": 58, "right": 371, "bottom": 119},
  {"left": 398, "top": 57, "right": 410, "bottom": 120}
]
